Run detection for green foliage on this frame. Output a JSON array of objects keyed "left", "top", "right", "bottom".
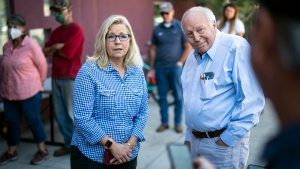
[
  {"left": 0, "top": 0, "right": 9, "bottom": 55},
  {"left": 193, "top": 0, "right": 259, "bottom": 39}
]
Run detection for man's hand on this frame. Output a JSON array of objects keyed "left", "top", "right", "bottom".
[
  {"left": 193, "top": 157, "right": 216, "bottom": 169},
  {"left": 52, "top": 43, "right": 64, "bottom": 50},
  {"left": 43, "top": 43, "right": 64, "bottom": 57},
  {"left": 147, "top": 69, "right": 155, "bottom": 78},
  {"left": 215, "top": 139, "right": 228, "bottom": 147}
]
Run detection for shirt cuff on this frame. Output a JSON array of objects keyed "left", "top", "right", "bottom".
[
  {"left": 185, "top": 128, "right": 191, "bottom": 142},
  {"left": 220, "top": 129, "right": 240, "bottom": 147},
  {"left": 132, "top": 132, "right": 145, "bottom": 142}
]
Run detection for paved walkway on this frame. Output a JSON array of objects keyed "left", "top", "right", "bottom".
[{"left": 0, "top": 97, "right": 279, "bottom": 169}]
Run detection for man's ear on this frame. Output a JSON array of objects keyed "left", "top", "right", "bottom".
[
  {"left": 170, "top": 9, "right": 175, "bottom": 16},
  {"left": 212, "top": 20, "right": 217, "bottom": 32}
]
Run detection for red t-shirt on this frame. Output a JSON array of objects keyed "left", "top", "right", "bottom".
[{"left": 45, "top": 22, "right": 84, "bottom": 78}]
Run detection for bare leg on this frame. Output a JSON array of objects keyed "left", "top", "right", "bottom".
[{"left": 7, "top": 146, "right": 17, "bottom": 154}]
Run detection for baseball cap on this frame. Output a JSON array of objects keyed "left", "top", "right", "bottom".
[
  {"left": 50, "top": 0, "right": 72, "bottom": 10},
  {"left": 258, "top": 0, "right": 300, "bottom": 21},
  {"left": 159, "top": 2, "right": 173, "bottom": 13}
]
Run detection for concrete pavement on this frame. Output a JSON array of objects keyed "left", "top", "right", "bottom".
[{"left": 0, "top": 96, "right": 279, "bottom": 169}]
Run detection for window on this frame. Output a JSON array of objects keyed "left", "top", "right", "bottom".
[
  {"left": 29, "top": 28, "right": 51, "bottom": 48},
  {"left": 154, "top": 2, "right": 163, "bottom": 26},
  {"left": 29, "top": 28, "right": 51, "bottom": 63},
  {"left": 0, "top": 0, "right": 9, "bottom": 55},
  {"left": 44, "top": 0, "right": 54, "bottom": 17}
]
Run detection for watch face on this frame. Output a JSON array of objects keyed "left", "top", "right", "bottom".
[{"left": 105, "top": 140, "right": 113, "bottom": 148}]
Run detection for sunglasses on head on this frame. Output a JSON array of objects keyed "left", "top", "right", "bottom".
[{"left": 160, "top": 12, "right": 169, "bottom": 16}]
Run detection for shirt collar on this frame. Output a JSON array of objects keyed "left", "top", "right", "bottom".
[
  {"left": 160, "top": 20, "right": 175, "bottom": 28},
  {"left": 105, "top": 62, "right": 136, "bottom": 75},
  {"left": 193, "top": 30, "right": 222, "bottom": 63},
  {"left": 106, "top": 62, "right": 115, "bottom": 72},
  {"left": 8, "top": 35, "right": 29, "bottom": 50}
]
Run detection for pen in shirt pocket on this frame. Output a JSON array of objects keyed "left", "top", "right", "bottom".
[{"left": 200, "top": 72, "right": 215, "bottom": 83}]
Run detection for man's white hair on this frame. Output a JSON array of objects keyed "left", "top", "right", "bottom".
[{"left": 181, "top": 6, "right": 216, "bottom": 30}]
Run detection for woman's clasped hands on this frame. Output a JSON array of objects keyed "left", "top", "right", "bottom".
[{"left": 109, "top": 142, "right": 133, "bottom": 165}]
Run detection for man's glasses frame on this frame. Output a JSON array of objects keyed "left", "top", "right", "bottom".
[{"left": 106, "top": 34, "right": 131, "bottom": 42}]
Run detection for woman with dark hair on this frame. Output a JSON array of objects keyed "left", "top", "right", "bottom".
[
  {"left": 0, "top": 14, "right": 48, "bottom": 165},
  {"left": 217, "top": 3, "right": 245, "bottom": 37}
]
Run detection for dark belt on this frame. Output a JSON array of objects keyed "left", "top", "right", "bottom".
[{"left": 192, "top": 128, "right": 226, "bottom": 139}]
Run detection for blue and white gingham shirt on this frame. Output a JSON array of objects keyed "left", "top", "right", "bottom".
[{"left": 71, "top": 61, "right": 149, "bottom": 163}]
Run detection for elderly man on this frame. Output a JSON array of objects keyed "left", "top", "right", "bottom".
[
  {"left": 148, "top": 2, "right": 191, "bottom": 133},
  {"left": 181, "top": 6, "right": 265, "bottom": 169}
]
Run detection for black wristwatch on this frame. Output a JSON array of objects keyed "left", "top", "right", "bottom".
[{"left": 104, "top": 138, "right": 113, "bottom": 149}]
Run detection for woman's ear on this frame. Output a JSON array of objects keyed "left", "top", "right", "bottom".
[{"left": 21, "top": 26, "right": 26, "bottom": 34}]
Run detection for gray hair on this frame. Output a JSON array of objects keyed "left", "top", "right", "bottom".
[
  {"left": 86, "top": 15, "right": 139, "bottom": 70},
  {"left": 276, "top": 17, "right": 300, "bottom": 74},
  {"left": 181, "top": 6, "right": 216, "bottom": 30}
]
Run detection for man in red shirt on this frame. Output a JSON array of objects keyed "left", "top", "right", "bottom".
[{"left": 43, "top": 0, "right": 84, "bottom": 157}]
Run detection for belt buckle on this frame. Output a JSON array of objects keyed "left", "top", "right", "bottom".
[
  {"left": 192, "top": 130, "right": 200, "bottom": 138},
  {"left": 205, "top": 132, "right": 210, "bottom": 138}
]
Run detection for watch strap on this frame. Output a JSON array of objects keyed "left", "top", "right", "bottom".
[{"left": 104, "top": 138, "right": 113, "bottom": 149}]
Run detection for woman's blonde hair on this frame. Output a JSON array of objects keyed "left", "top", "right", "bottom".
[{"left": 86, "top": 15, "right": 140, "bottom": 69}]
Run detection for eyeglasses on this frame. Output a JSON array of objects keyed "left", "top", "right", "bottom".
[
  {"left": 185, "top": 28, "right": 206, "bottom": 38},
  {"left": 106, "top": 34, "right": 131, "bottom": 42},
  {"left": 160, "top": 12, "right": 169, "bottom": 16}
]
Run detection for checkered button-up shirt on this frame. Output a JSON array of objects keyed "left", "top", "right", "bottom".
[
  {"left": 71, "top": 62, "right": 149, "bottom": 163},
  {"left": 1, "top": 36, "right": 47, "bottom": 100}
]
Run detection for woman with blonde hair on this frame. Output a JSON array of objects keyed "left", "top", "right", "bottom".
[
  {"left": 70, "top": 14, "right": 149, "bottom": 169},
  {"left": 217, "top": 3, "right": 245, "bottom": 37}
]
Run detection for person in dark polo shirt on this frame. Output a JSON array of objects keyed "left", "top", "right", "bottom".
[
  {"left": 148, "top": 2, "right": 191, "bottom": 133},
  {"left": 42, "top": 0, "right": 84, "bottom": 157}
]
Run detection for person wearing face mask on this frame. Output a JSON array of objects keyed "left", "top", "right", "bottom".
[
  {"left": 0, "top": 14, "right": 48, "bottom": 165},
  {"left": 42, "top": 0, "right": 85, "bottom": 157}
]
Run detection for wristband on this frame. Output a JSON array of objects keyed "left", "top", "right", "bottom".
[{"left": 176, "top": 61, "right": 183, "bottom": 67}]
